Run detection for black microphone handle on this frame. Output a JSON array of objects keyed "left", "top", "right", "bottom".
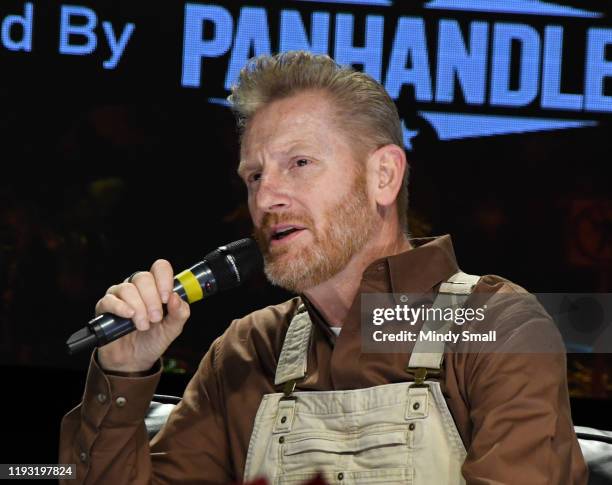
[
  {"left": 66, "top": 237, "right": 262, "bottom": 355},
  {"left": 66, "top": 261, "right": 218, "bottom": 355},
  {"left": 87, "top": 279, "right": 185, "bottom": 346}
]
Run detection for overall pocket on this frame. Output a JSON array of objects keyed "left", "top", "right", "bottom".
[{"left": 278, "top": 426, "right": 413, "bottom": 481}]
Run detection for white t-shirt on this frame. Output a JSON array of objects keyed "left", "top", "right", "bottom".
[{"left": 329, "top": 326, "right": 342, "bottom": 336}]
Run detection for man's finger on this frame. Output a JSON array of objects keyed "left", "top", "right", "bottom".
[
  {"left": 131, "top": 272, "right": 164, "bottom": 323},
  {"left": 113, "top": 282, "right": 150, "bottom": 331},
  {"left": 164, "top": 292, "right": 190, "bottom": 329},
  {"left": 151, "top": 259, "right": 174, "bottom": 304},
  {"left": 95, "top": 294, "right": 136, "bottom": 319}
]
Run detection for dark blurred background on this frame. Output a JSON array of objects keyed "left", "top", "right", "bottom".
[{"left": 1, "top": 0, "right": 611, "bottom": 464}]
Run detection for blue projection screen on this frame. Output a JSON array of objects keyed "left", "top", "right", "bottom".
[{"left": 1, "top": 0, "right": 611, "bottom": 149}]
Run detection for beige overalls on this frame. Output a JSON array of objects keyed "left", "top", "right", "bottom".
[{"left": 244, "top": 272, "right": 480, "bottom": 484}]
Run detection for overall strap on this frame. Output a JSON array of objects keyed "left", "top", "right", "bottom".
[
  {"left": 274, "top": 303, "right": 312, "bottom": 390},
  {"left": 407, "top": 271, "right": 481, "bottom": 377},
  {"left": 274, "top": 272, "right": 481, "bottom": 390}
]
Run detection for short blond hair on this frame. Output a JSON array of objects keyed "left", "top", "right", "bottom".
[{"left": 228, "top": 51, "right": 408, "bottom": 234}]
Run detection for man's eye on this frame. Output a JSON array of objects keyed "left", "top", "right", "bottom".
[
  {"left": 249, "top": 173, "right": 261, "bottom": 183},
  {"left": 295, "top": 159, "right": 310, "bottom": 167}
]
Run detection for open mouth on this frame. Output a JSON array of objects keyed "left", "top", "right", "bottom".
[{"left": 271, "top": 226, "right": 306, "bottom": 243}]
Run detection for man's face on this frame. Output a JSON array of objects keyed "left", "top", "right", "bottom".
[{"left": 238, "top": 91, "right": 379, "bottom": 293}]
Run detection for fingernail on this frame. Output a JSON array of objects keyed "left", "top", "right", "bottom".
[
  {"left": 151, "top": 310, "right": 162, "bottom": 322},
  {"left": 161, "top": 292, "right": 169, "bottom": 304}
]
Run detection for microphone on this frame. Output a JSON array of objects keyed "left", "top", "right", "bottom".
[{"left": 66, "top": 238, "right": 263, "bottom": 355}]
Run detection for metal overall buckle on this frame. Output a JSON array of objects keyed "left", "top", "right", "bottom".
[
  {"left": 405, "top": 367, "right": 441, "bottom": 388},
  {"left": 280, "top": 379, "right": 297, "bottom": 400}
]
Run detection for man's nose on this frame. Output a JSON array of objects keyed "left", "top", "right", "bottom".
[{"left": 255, "top": 170, "right": 291, "bottom": 213}]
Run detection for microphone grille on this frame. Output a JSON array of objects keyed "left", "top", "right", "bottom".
[{"left": 205, "top": 238, "right": 263, "bottom": 291}]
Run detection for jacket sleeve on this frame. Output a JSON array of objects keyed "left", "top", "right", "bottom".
[
  {"left": 59, "top": 336, "right": 232, "bottom": 484},
  {"left": 460, "top": 310, "right": 589, "bottom": 485}
]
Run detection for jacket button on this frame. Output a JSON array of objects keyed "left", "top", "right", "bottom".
[
  {"left": 279, "top": 436, "right": 285, "bottom": 444},
  {"left": 409, "top": 423, "right": 416, "bottom": 431},
  {"left": 115, "top": 396, "right": 127, "bottom": 407},
  {"left": 413, "top": 402, "right": 420, "bottom": 410},
  {"left": 79, "top": 451, "right": 88, "bottom": 462},
  {"left": 96, "top": 393, "right": 107, "bottom": 403},
  {"left": 280, "top": 416, "right": 287, "bottom": 424},
  {"left": 337, "top": 472, "right": 344, "bottom": 480}
]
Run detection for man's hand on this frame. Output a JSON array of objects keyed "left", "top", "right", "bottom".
[{"left": 95, "top": 259, "right": 191, "bottom": 373}]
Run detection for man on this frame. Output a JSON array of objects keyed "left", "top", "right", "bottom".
[{"left": 60, "top": 51, "right": 588, "bottom": 484}]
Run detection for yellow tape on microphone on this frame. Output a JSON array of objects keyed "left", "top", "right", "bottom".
[{"left": 176, "top": 270, "right": 204, "bottom": 303}]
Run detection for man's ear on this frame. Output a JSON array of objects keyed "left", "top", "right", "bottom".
[{"left": 369, "top": 144, "right": 407, "bottom": 208}]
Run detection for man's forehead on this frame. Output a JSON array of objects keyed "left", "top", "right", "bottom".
[
  {"left": 240, "top": 95, "right": 338, "bottom": 158},
  {"left": 242, "top": 130, "right": 322, "bottom": 158}
]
